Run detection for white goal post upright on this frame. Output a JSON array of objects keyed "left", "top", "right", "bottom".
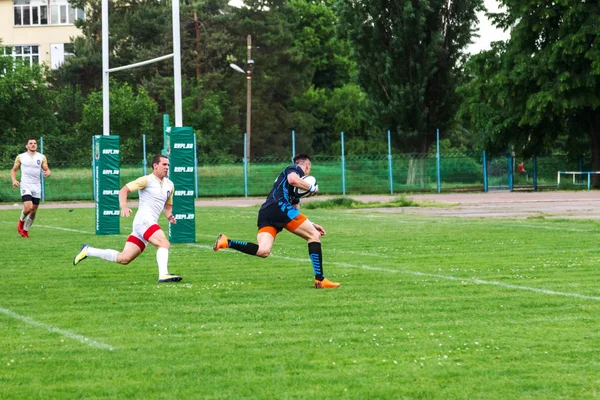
[{"left": 101, "top": 0, "right": 183, "bottom": 135}]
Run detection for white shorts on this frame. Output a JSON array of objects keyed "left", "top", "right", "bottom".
[
  {"left": 20, "top": 183, "right": 42, "bottom": 199},
  {"left": 126, "top": 219, "right": 162, "bottom": 252}
]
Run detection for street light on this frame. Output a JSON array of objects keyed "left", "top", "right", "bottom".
[{"left": 229, "top": 35, "right": 254, "bottom": 160}]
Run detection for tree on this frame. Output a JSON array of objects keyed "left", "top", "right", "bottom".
[
  {"left": 459, "top": 0, "right": 600, "bottom": 171},
  {"left": 336, "top": 0, "right": 484, "bottom": 153},
  {"left": 77, "top": 82, "right": 158, "bottom": 162},
  {"left": 287, "top": 0, "right": 354, "bottom": 89},
  {"left": 224, "top": 2, "right": 316, "bottom": 158},
  {"left": 0, "top": 51, "right": 60, "bottom": 165}
]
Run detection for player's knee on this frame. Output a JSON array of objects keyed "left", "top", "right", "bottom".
[
  {"left": 307, "top": 232, "right": 321, "bottom": 243},
  {"left": 118, "top": 254, "right": 133, "bottom": 265}
]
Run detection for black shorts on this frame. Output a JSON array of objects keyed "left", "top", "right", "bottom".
[
  {"left": 21, "top": 195, "right": 40, "bottom": 205},
  {"left": 257, "top": 203, "right": 303, "bottom": 232}
]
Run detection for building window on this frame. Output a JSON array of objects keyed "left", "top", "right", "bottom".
[
  {"left": 3, "top": 45, "right": 40, "bottom": 67},
  {"left": 13, "top": 0, "right": 84, "bottom": 26}
]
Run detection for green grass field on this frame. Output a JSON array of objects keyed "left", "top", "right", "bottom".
[{"left": 1, "top": 204, "right": 599, "bottom": 399}]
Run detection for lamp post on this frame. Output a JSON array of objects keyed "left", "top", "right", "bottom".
[{"left": 229, "top": 35, "right": 254, "bottom": 160}]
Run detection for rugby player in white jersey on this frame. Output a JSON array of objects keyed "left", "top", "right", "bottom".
[
  {"left": 10, "top": 138, "right": 51, "bottom": 238},
  {"left": 72, "top": 155, "right": 182, "bottom": 283}
]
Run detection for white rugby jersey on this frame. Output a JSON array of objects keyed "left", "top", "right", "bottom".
[
  {"left": 14, "top": 152, "right": 48, "bottom": 186},
  {"left": 126, "top": 173, "right": 174, "bottom": 225}
]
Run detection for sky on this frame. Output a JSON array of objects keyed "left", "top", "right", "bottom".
[
  {"left": 466, "top": 0, "right": 510, "bottom": 54},
  {"left": 228, "top": 0, "right": 510, "bottom": 55}
]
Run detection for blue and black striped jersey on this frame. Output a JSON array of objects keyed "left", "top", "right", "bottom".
[{"left": 260, "top": 164, "right": 305, "bottom": 210}]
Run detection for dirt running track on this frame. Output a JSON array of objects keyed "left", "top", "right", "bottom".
[{"left": 1, "top": 191, "right": 599, "bottom": 219}]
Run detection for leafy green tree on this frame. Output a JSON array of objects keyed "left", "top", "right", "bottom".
[
  {"left": 182, "top": 79, "right": 240, "bottom": 161},
  {"left": 291, "top": 83, "right": 379, "bottom": 154},
  {"left": 459, "top": 0, "right": 600, "bottom": 169},
  {"left": 287, "top": 0, "right": 354, "bottom": 89},
  {"left": 0, "top": 51, "right": 59, "bottom": 165},
  {"left": 336, "top": 0, "right": 484, "bottom": 153},
  {"left": 224, "top": 2, "right": 315, "bottom": 158},
  {"left": 42, "top": 85, "right": 88, "bottom": 167},
  {"left": 77, "top": 82, "right": 158, "bottom": 162}
]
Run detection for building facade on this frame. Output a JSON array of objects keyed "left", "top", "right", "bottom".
[{"left": 0, "top": 0, "right": 83, "bottom": 69}]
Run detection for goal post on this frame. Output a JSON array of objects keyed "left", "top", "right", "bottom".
[
  {"left": 101, "top": 0, "right": 182, "bottom": 135},
  {"left": 96, "top": 0, "right": 193, "bottom": 237}
]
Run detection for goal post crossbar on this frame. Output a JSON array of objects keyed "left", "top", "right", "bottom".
[{"left": 107, "top": 54, "right": 174, "bottom": 73}]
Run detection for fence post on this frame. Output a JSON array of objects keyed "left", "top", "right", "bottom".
[
  {"left": 142, "top": 134, "right": 147, "bottom": 175},
  {"left": 436, "top": 128, "right": 441, "bottom": 193},
  {"left": 193, "top": 133, "right": 198, "bottom": 197},
  {"left": 39, "top": 136, "right": 45, "bottom": 203},
  {"left": 588, "top": 173, "right": 591, "bottom": 191},
  {"left": 483, "top": 150, "right": 488, "bottom": 192},
  {"left": 244, "top": 133, "right": 248, "bottom": 198},
  {"left": 387, "top": 130, "right": 393, "bottom": 195},
  {"left": 341, "top": 131, "right": 346, "bottom": 196},
  {"left": 291, "top": 130, "right": 296, "bottom": 161},
  {"left": 533, "top": 155, "right": 537, "bottom": 191},
  {"left": 508, "top": 153, "right": 514, "bottom": 191}
]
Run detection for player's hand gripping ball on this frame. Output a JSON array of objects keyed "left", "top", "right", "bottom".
[{"left": 295, "top": 175, "right": 318, "bottom": 198}]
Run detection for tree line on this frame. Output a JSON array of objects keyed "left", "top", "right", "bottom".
[{"left": 1, "top": 0, "right": 598, "bottom": 172}]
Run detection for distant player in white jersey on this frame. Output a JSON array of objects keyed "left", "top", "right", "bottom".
[
  {"left": 72, "top": 155, "right": 182, "bottom": 283},
  {"left": 10, "top": 138, "right": 51, "bottom": 238}
]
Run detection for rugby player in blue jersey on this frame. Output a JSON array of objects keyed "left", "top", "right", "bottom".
[{"left": 213, "top": 154, "right": 340, "bottom": 289}]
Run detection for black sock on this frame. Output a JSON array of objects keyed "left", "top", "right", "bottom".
[
  {"left": 229, "top": 240, "right": 259, "bottom": 256},
  {"left": 308, "top": 242, "right": 324, "bottom": 281}
]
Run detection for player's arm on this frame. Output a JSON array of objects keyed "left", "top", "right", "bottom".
[
  {"left": 163, "top": 204, "right": 176, "bottom": 224},
  {"left": 119, "top": 186, "right": 132, "bottom": 217},
  {"left": 41, "top": 156, "right": 51, "bottom": 177},
  {"left": 288, "top": 171, "right": 318, "bottom": 194},
  {"left": 163, "top": 187, "right": 176, "bottom": 224},
  {"left": 10, "top": 157, "right": 20, "bottom": 187},
  {"left": 121, "top": 176, "right": 148, "bottom": 217},
  {"left": 287, "top": 172, "right": 305, "bottom": 189}
]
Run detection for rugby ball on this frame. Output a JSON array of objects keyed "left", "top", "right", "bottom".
[{"left": 295, "top": 175, "right": 317, "bottom": 197}]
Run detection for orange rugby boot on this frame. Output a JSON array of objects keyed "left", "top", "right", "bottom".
[
  {"left": 314, "top": 277, "right": 340, "bottom": 289},
  {"left": 213, "top": 233, "right": 229, "bottom": 251}
]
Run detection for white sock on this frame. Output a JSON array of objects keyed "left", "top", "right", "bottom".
[
  {"left": 20, "top": 211, "right": 25, "bottom": 222},
  {"left": 87, "top": 247, "right": 119, "bottom": 262},
  {"left": 24, "top": 216, "right": 34, "bottom": 231},
  {"left": 156, "top": 248, "right": 169, "bottom": 276}
]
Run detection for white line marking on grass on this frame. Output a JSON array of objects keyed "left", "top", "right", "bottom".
[
  {"left": 24, "top": 223, "right": 600, "bottom": 301},
  {"left": 0, "top": 307, "right": 115, "bottom": 350},
  {"left": 36, "top": 225, "right": 95, "bottom": 234},
  {"left": 332, "top": 263, "right": 600, "bottom": 301},
  {"left": 257, "top": 255, "right": 600, "bottom": 302}
]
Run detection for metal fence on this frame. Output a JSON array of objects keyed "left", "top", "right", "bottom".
[{"left": 0, "top": 152, "right": 592, "bottom": 202}]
